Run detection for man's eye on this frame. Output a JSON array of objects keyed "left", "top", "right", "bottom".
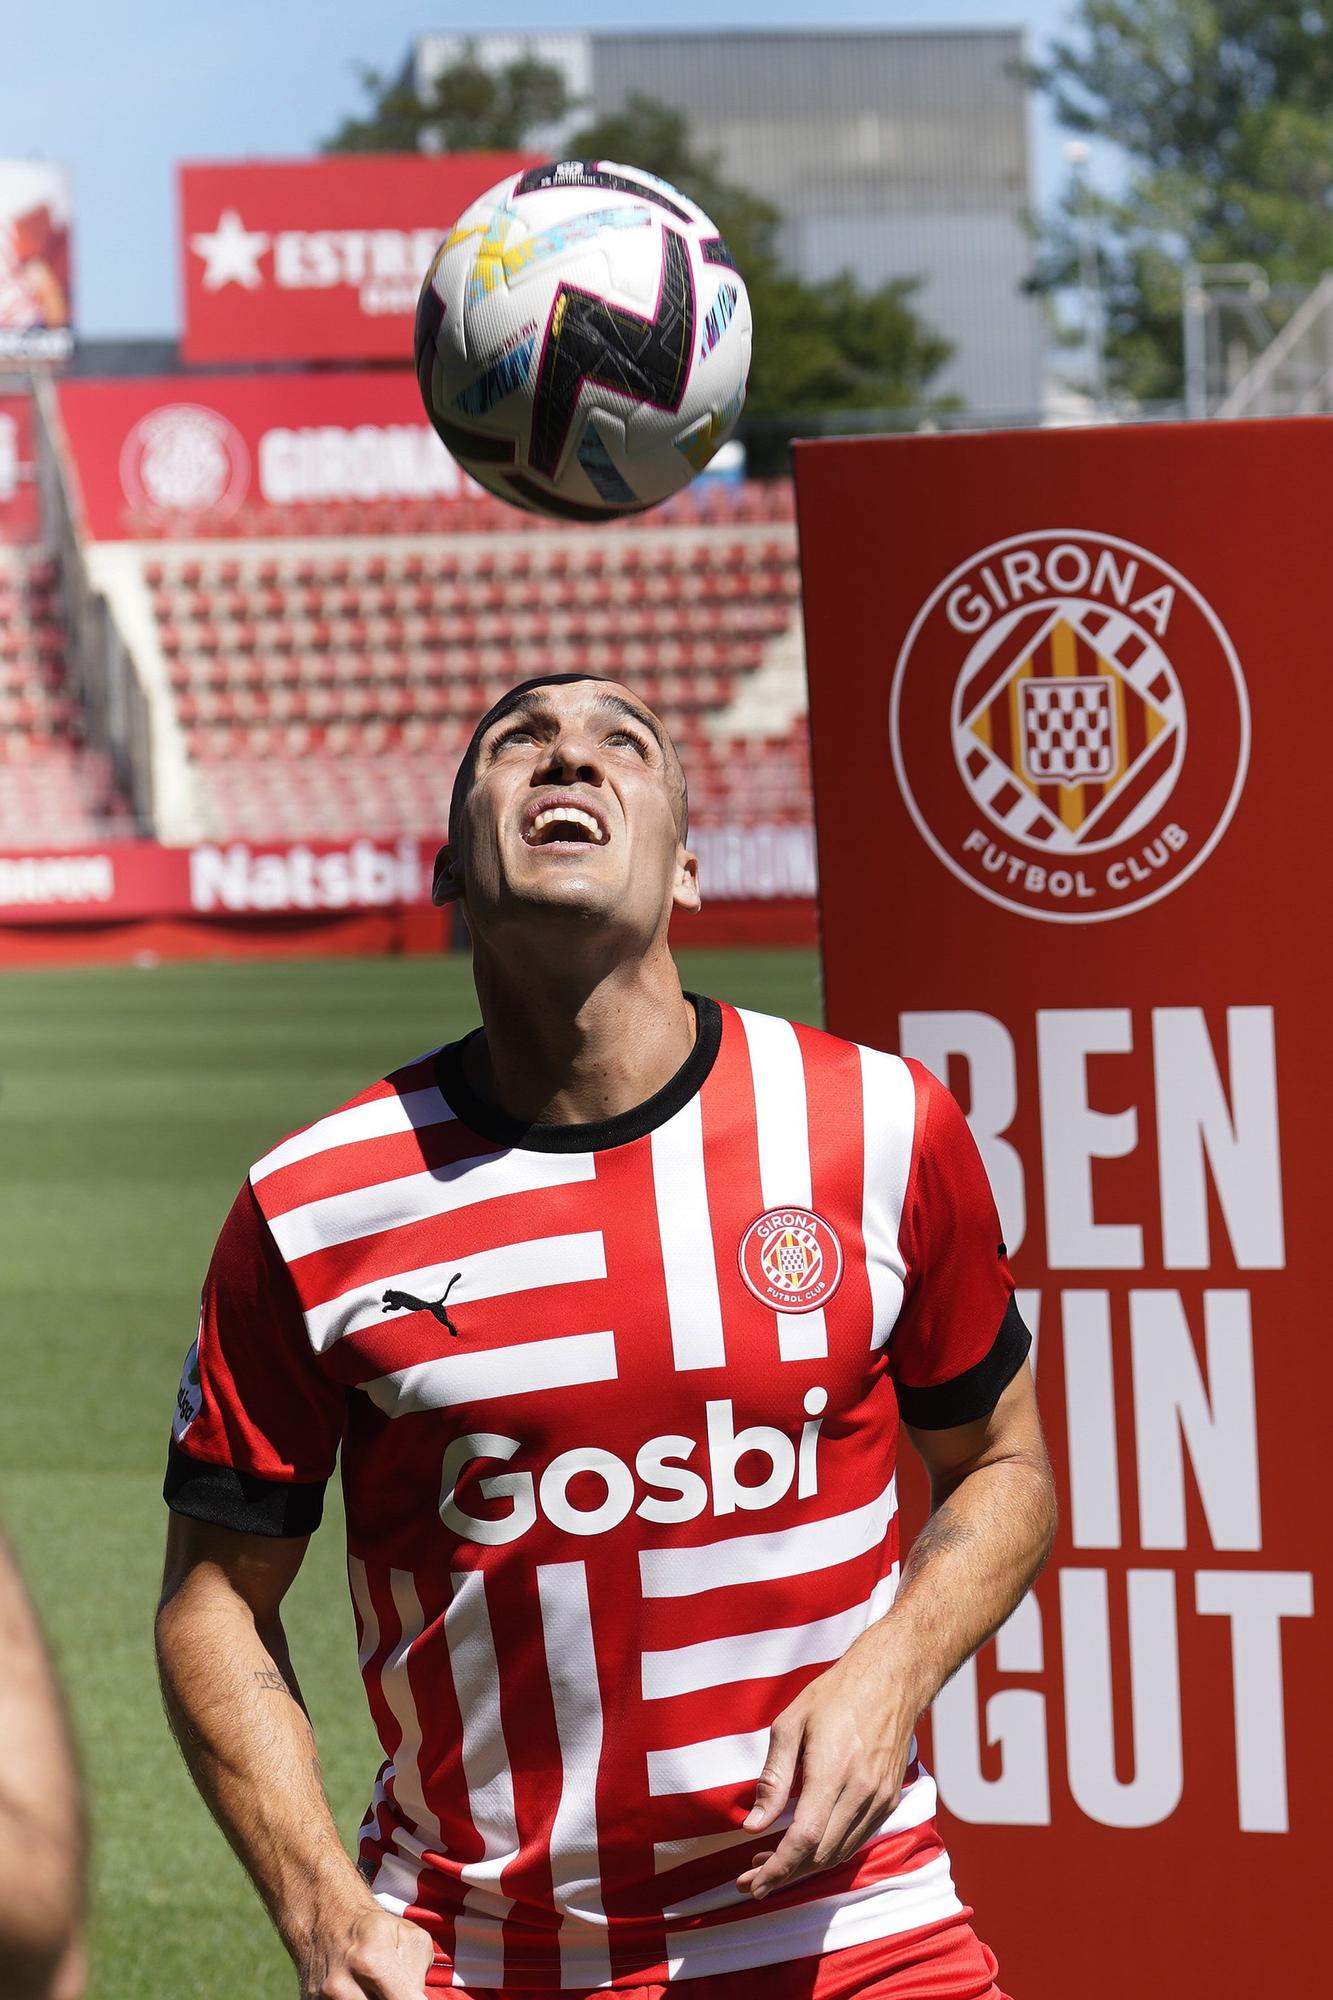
[
  {"left": 608, "top": 730, "right": 649, "bottom": 756},
  {"left": 491, "top": 726, "right": 534, "bottom": 750}
]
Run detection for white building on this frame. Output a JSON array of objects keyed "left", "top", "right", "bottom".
[{"left": 412, "top": 26, "right": 1046, "bottom": 417}]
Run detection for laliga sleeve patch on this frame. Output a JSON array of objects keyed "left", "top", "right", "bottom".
[
  {"left": 739, "top": 1207, "right": 844, "bottom": 1314},
  {"left": 171, "top": 1329, "right": 203, "bottom": 1444}
]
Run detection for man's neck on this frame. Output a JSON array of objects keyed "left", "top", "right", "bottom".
[{"left": 466, "top": 942, "right": 697, "bottom": 1127}]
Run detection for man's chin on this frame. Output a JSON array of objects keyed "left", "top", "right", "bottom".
[{"left": 494, "top": 878, "right": 627, "bottom": 926}]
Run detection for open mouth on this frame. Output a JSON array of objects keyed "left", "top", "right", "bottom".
[{"left": 523, "top": 805, "right": 609, "bottom": 847}]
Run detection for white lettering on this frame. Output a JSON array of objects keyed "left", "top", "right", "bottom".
[
  {"left": 1195, "top": 1570, "right": 1314, "bottom": 1832},
  {"left": 1038, "top": 1009, "right": 1142, "bottom": 1269},
  {"left": 1062, "top": 1292, "right": 1121, "bottom": 1548},
  {"left": 188, "top": 838, "right": 420, "bottom": 913},
  {"left": 1089, "top": 547, "right": 1137, "bottom": 604},
  {"left": 439, "top": 1432, "right": 534, "bottom": 1546},
  {"left": 899, "top": 1010, "right": 1026, "bottom": 1253},
  {"left": 258, "top": 423, "right": 461, "bottom": 506},
  {"left": 634, "top": 1435, "right": 708, "bottom": 1524},
  {"left": 1153, "top": 1007, "right": 1285, "bottom": 1269},
  {"left": 1061, "top": 1568, "right": 1183, "bottom": 1827},
  {"left": 1130, "top": 582, "right": 1175, "bottom": 634},
  {"left": 440, "top": 1400, "right": 819, "bottom": 1544},
  {"left": 947, "top": 583, "right": 991, "bottom": 633},
  {"left": 933, "top": 1595, "right": 1050, "bottom": 1824},
  {"left": 538, "top": 1446, "right": 635, "bottom": 1537},
  {"left": 0, "top": 854, "right": 114, "bottom": 907},
  {"left": 706, "top": 1398, "right": 796, "bottom": 1515},
  {"left": 1130, "top": 1289, "right": 1261, "bottom": 1551}
]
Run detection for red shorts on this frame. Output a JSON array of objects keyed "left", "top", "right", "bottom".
[{"left": 450, "top": 1915, "right": 1010, "bottom": 1998}]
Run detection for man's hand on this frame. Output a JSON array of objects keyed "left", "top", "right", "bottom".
[
  {"left": 735, "top": 1640, "right": 917, "bottom": 1901},
  {"left": 301, "top": 1905, "right": 435, "bottom": 2000},
  {"left": 736, "top": 1366, "right": 1056, "bottom": 1904}
]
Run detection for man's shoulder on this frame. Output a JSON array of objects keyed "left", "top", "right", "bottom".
[
  {"left": 245, "top": 1045, "right": 452, "bottom": 1217},
  {"left": 724, "top": 1000, "right": 914, "bottom": 1084}
]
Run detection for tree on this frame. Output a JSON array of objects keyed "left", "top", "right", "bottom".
[
  {"left": 567, "top": 96, "right": 953, "bottom": 425},
  {"left": 323, "top": 56, "right": 955, "bottom": 439},
  {"left": 1034, "top": 2, "right": 1333, "bottom": 403},
  {"left": 324, "top": 49, "right": 574, "bottom": 154}
]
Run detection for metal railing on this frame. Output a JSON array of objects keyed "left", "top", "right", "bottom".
[
  {"left": 30, "top": 378, "right": 154, "bottom": 833},
  {"left": 1215, "top": 273, "right": 1333, "bottom": 420}
]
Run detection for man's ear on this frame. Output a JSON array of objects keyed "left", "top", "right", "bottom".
[
  {"left": 671, "top": 844, "right": 701, "bottom": 914},
  {"left": 432, "top": 843, "right": 462, "bottom": 906}
]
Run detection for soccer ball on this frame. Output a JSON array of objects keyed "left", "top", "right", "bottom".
[{"left": 415, "top": 160, "right": 752, "bottom": 521}]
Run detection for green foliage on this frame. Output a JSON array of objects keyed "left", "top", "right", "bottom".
[
  {"left": 1035, "top": 2, "right": 1333, "bottom": 400},
  {"left": 324, "top": 48, "right": 574, "bottom": 154},
  {"left": 568, "top": 96, "right": 953, "bottom": 423},
  {"left": 323, "top": 60, "right": 955, "bottom": 429}
]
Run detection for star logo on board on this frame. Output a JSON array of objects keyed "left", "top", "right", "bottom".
[{"left": 189, "top": 209, "right": 270, "bottom": 291}]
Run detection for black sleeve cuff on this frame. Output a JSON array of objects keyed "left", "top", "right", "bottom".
[
  {"left": 164, "top": 1440, "right": 328, "bottom": 1538},
  {"left": 895, "top": 1295, "right": 1032, "bottom": 1431}
]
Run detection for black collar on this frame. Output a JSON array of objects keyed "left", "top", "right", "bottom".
[{"left": 435, "top": 994, "right": 723, "bottom": 1153}]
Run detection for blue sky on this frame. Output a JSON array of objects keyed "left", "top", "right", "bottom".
[{"left": 2, "top": 1, "right": 1087, "bottom": 337}]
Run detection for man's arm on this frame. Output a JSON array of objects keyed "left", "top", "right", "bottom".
[
  {"left": 155, "top": 1514, "right": 434, "bottom": 2000},
  {"left": 738, "top": 1363, "right": 1056, "bottom": 1897},
  {"left": 0, "top": 1530, "right": 85, "bottom": 2000}
]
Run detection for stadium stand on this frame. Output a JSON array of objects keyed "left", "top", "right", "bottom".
[
  {"left": 0, "top": 549, "right": 135, "bottom": 847},
  {"left": 137, "top": 485, "right": 811, "bottom": 844}
]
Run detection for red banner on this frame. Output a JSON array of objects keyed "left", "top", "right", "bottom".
[
  {"left": 179, "top": 155, "right": 535, "bottom": 365},
  {"left": 794, "top": 420, "right": 1327, "bottom": 1998},
  {"left": 54, "top": 373, "right": 482, "bottom": 539},
  {"left": 0, "top": 830, "right": 815, "bottom": 926},
  {"left": 0, "top": 391, "right": 40, "bottom": 542},
  {"left": 0, "top": 837, "right": 438, "bottom": 924}
]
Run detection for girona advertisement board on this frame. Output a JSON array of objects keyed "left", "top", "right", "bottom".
[
  {"left": 53, "top": 372, "right": 477, "bottom": 539},
  {"left": 793, "top": 419, "right": 1327, "bottom": 1999},
  {"left": 179, "top": 154, "right": 535, "bottom": 364}
]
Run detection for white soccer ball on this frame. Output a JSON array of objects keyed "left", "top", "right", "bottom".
[{"left": 415, "top": 160, "right": 752, "bottom": 521}]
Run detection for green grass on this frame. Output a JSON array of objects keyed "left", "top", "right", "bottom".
[{"left": 0, "top": 949, "right": 821, "bottom": 2000}]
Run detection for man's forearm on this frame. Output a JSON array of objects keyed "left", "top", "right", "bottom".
[
  {"left": 154, "top": 1575, "right": 375, "bottom": 1974},
  {"left": 862, "top": 1446, "right": 1056, "bottom": 1724},
  {"left": 0, "top": 1533, "right": 84, "bottom": 2000}
]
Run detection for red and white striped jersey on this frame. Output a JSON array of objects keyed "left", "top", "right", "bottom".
[{"left": 166, "top": 997, "right": 1028, "bottom": 1990}]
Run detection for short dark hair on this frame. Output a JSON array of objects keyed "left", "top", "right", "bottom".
[{"left": 448, "top": 674, "right": 688, "bottom": 843}]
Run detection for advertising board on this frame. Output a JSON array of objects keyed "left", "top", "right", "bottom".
[
  {"left": 0, "top": 161, "right": 72, "bottom": 361},
  {"left": 180, "top": 154, "right": 535, "bottom": 364},
  {"left": 794, "top": 419, "right": 1327, "bottom": 1998},
  {"left": 55, "top": 372, "right": 473, "bottom": 539}
]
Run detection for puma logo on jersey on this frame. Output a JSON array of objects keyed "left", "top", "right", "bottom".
[{"left": 382, "top": 1274, "right": 463, "bottom": 1338}]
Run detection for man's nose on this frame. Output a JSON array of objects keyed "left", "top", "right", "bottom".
[{"left": 536, "top": 729, "right": 604, "bottom": 784}]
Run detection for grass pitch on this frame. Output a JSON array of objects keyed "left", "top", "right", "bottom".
[{"left": 0, "top": 948, "right": 821, "bottom": 2000}]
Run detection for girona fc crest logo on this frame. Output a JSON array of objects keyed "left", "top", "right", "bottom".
[
  {"left": 739, "top": 1208, "right": 844, "bottom": 1314},
  {"left": 119, "top": 404, "right": 250, "bottom": 522},
  {"left": 889, "top": 530, "right": 1251, "bottom": 923}
]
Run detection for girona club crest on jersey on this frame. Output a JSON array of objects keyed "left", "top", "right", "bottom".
[
  {"left": 889, "top": 529, "right": 1251, "bottom": 923},
  {"left": 739, "top": 1207, "right": 844, "bottom": 1314}
]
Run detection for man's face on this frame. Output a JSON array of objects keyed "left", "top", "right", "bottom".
[{"left": 445, "top": 680, "right": 698, "bottom": 942}]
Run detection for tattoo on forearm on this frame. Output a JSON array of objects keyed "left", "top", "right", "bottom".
[
  {"left": 253, "top": 1667, "right": 291, "bottom": 1694},
  {"left": 901, "top": 1502, "right": 976, "bottom": 1583}
]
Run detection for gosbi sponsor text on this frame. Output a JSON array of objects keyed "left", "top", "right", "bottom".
[
  {"left": 889, "top": 529, "right": 1251, "bottom": 923},
  {"left": 439, "top": 1388, "right": 832, "bottom": 1546}
]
